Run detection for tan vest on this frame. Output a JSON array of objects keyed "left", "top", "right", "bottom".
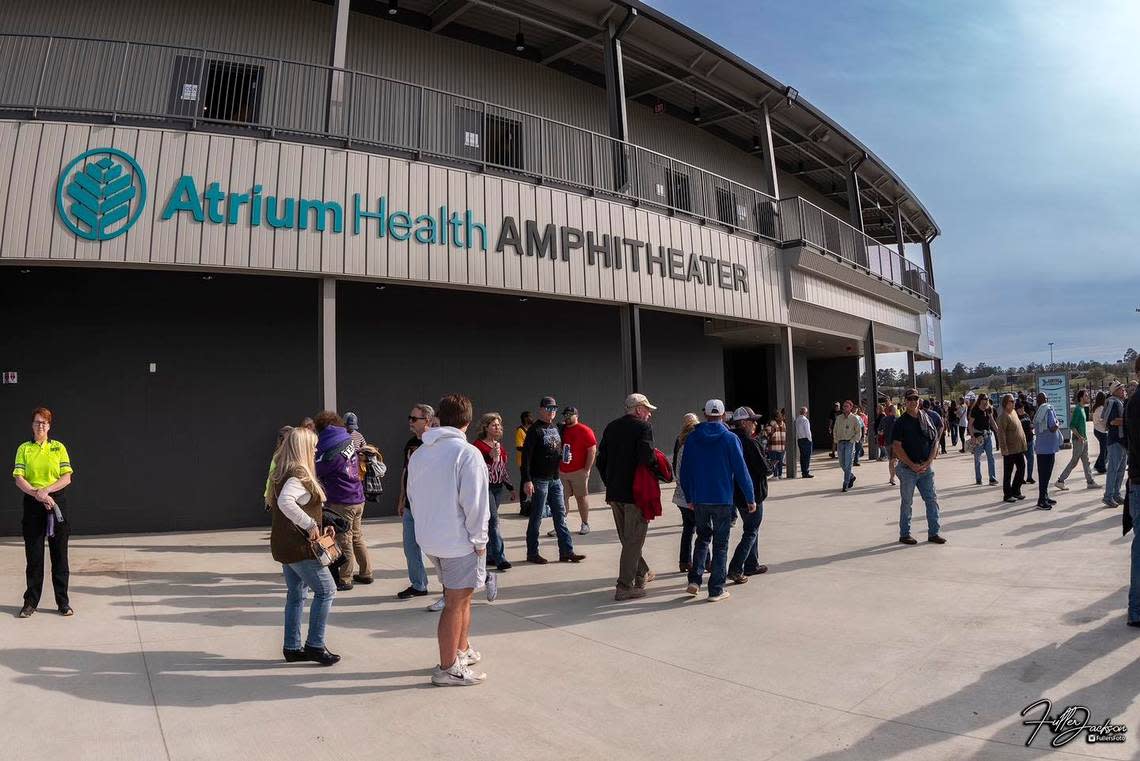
[{"left": 269, "top": 468, "right": 325, "bottom": 564}]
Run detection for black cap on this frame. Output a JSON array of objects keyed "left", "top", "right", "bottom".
[
  {"left": 562, "top": 405, "right": 578, "bottom": 416},
  {"left": 540, "top": 396, "right": 557, "bottom": 408}
]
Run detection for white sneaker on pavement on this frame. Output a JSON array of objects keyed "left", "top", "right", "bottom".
[
  {"left": 431, "top": 660, "right": 486, "bottom": 687},
  {"left": 1055, "top": 480, "right": 1069, "bottom": 491},
  {"left": 708, "top": 590, "right": 731, "bottom": 602},
  {"left": 579, "top": 523, "right": 590, "bottom": 535},
  {"left": 485, "top": 572, "right": 498, "bottom": 602},
  {"left": 546, "top": 529, "right": 556, "bottom": 537},
  {"left": 427, "top": 597, "right": 446, "bottom": 612},
  {"left": 458, "top": 645, "right": 482, "bottom": 666}
]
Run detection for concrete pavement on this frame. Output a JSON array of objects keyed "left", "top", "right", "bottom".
[{"left": 1, "top": 447, "right": 1137, "bottom": 760}]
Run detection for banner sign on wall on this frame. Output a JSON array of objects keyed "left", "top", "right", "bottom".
[{"left": 1036, "top": 373, "right": 1070, "bottom": 438}]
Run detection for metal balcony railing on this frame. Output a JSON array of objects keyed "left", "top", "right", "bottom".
[
  {"left": 0, "top": 32, "right": 939, "bottom": 313},
  {"left": 0, "top": 33, "right": 780, "bottom": 240},
  {"left": 778, "top": 196, "right": 940, "bottom": 314}
]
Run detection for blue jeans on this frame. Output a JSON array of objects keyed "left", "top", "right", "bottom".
[
  {"left": 403, "top": 506, "right": 429, "bottom": 591},
  {"left": 1128, "top": 484, "right": 1140, "bottom": 623},
  {"left": 1036, "top": 453, "right": 1056, "bottom": 504},
  {"left": 1094, "top": 429, "right": 1108, "bottom": 472},
  {"left": 1025, "top": 443, "right": 1035, "bottom": 480},
  {"left": 973, "top": 431, "right": 995, "bottom": 482},
  {"left": 687, "top": 504, "right": 734, "bottom": 596},
  {"left": 526, "top": 477, "right": 573, "bottom": 557},
  {"left": 283, "top": 559, "right": 335, "bottom": 650},
  {"left": 487, "top": 484, "right": 507, "bottom": 565},
  {"left": 769, "top": 451, "right": 785, "bottom": 478},
  {"left": 728, "top": 501, "right": 764, "bottom": 575},
  {"left": 855, "top": 441, "right": 863, "bottom": 464},
  {"left": 898, "top": 463, "right": 941, "bottom": 538},
  {"left": 1106, "top": 442, "right": 1127, "bottom": 501},
  {"left": 798, "top": 438, "right": 813, "bottom": 476},
  {"left": 838, "top": 440, "right": 855, "bottom": 487}
]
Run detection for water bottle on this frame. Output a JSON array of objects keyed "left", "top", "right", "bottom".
[{"left": 562, "top": 443, "right": 572, "bottom": 464}]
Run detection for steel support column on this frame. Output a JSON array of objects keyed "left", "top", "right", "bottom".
[
  {"left": 619, "top": 304, "right": 643, "bottom": 396},
  {"left": 320, "top": 278, "right": 337, "bottom": 411},
  {"left": 865, "top": 323, "right": 880, "bottom": 460},
  {"left": 922, "top": 237, "right": 935, "bottom": 288},
  {"left": 846, "top": 157, "right": 866, "bottom": 232},
  {"left": 325, "top": 0, "right": 351, "bottom": 134},
  {"left": 894, "top": 203, "right": 906, "bottom": 257},
  {"left": 907, "top": 351, "right": 916, "bottom": 389},
  {"left": 780, "top": 325, "right": 797, "bottom": 479},
  {"left": 933, "top": 358, "right": 945, "bottom": 403},
  {"left": 602, "top": 10, "right": 635, "bottom": 141},
  {"left": 760, "top": 102, "right": 780, "bottom": 198}
]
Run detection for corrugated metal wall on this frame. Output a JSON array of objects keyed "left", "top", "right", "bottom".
[
  {"left": 0, "top": 120, "right": 788, "bottom": 326},
  {"left": 5, "top": 0, "right": 784, "bottom": 194},
  {"left": 788, "top": 269, "right": 920, "bottom": 335}
]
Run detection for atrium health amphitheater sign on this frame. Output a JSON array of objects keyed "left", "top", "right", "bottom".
[{"left": 55, "top": 147, "right": 750, "bottom": 293}]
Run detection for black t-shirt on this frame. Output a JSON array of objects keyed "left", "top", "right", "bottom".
[
  {"left": 893, "top": 411, "right": 936, "bottom": 464},
  {"left": 970, "top": 405, "right": 993, "bottom": 433},
  {"left": 521, "top": 420, "right": 562, "bottom": 481},
  {"left": 401, "top": 435, "right": 421, "bottom": 494}
]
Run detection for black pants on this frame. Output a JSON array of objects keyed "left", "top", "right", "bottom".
[
  {"left": 518, "top": 464, "right": 531, "bottom": 515},
  {"left": 798, "top": 438, "right": 813, "bottom": 476},
  {"left": 1037, "top": 454, "right": 1056, "bottom": 505},
  {"left": 23, "top": 493, "right": 70, "bottom": 609},
  {"left": 1002, "top": 453, "right": 1025, "bottom": 499}
]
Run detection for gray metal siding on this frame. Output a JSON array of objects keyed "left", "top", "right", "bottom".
[{"left": 1, "top": 120, "right": 786, "bottom": 326}]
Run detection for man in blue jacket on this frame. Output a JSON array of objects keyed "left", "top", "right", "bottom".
[{"left": 679, "top": 399, "right": 756, "bottom": 602}]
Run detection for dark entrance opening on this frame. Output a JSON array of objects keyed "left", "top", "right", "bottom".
[{"left": 723, "top": 346, "right": 774, "bottom": 423}]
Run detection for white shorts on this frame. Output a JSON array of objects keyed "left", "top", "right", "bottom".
[{"left": 428, "top": 552, "right": 487, "bottom": 591}]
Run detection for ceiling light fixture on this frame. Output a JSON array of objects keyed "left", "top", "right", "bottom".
[
  {"left": 691, "top": 106, "right": 702, "bottom": 123},
  {"left": 751, "top": 135, "right": 761, "bottom": 152},
  {"left": 387, "top": 0, "right": 398, "bottom": 16},
  {"left": 515, "top": 20, "right": 526, "bottom": 52}
]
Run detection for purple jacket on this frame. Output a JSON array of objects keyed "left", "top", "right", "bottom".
[{"left": 315, "top": 425, "right": 365, "bottom": 505}]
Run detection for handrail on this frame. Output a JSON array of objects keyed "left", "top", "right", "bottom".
[
  {"left": 0, "top": 31, "right": 938, "bottom": 310},
  {"left": 0, "top": 32, "right": 780, "bottom": 240},
  {"left": 779, "top": 195, "right": 939, "bottom": 313}
]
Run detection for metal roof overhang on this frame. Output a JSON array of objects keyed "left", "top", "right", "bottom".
[{"left": 341, "top": 0, "right": 939, "bottom": 244}]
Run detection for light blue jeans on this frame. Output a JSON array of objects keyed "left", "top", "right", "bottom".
[
  {"left": 1106, "top": 443, "right": 1127, "bottom": 502},
  {"left": 403, "top": 506, "right": 429, "bottom": 591},
  {"left": 838, "top": 440, "right": 855, "bottom": 487},
  {"left": 898, "top": 463, "right": 941, "bottom": 538},
  {"left": 973, "top": 431, "right": 995, "bottom": 482},
  {"left": 1128, "top": 484, "right": 1140, "bottom": 623},
  {"left": 526, "top": 478, "right": 573, "bottom": 557},
  {"left": 283, "top": 559, "right": 336, "bottom": 650}
]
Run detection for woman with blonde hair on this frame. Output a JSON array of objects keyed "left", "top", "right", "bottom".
[
  {"left": 672, "top": 412, "right": 708, "bottom": 572},
  {"left": 269, "top": 427, "right": 340, "bottom": 666},
  {"left": 472, "top": 411, "right": 516, "bottom": 573}
]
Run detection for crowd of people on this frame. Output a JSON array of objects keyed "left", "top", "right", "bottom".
[{"left": 12, "top": 357, "right": 1140, "bottom": 686}]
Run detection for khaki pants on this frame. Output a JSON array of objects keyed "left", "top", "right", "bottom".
[
  {"left": 327, "top": 502, "right": 371, "bottom": 583},
  {"left": 609, "top": 501, "right": 649, "bottom": 589}
]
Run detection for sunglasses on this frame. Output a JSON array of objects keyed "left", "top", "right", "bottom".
[
  {"left": 543, "top": 406, "right": 558, "bottom": 412},
  {"left": 408, "top": 415, "right": 427, "bottom": 422}
]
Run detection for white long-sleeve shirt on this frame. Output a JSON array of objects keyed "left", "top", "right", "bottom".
[
  {"left": 794, "top": 414, "right": 811, "bottom": 440},
  {"left": 277, "top": 477, "right": 317, "bottom": 531},
  {"left": 407, "top": 426, "right": 490, "bottom": 558}
]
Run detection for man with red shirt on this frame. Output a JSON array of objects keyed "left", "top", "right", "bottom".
[{"left": 559, "top": 406, "right": 598, "bottom": 535}]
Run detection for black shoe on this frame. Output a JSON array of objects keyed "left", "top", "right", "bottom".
[
  {"left": 976, "top": 480, "right": 983, "bottom": 485},
  {"left": 854, "top": 462, "right": 861, "bottom": 467},
  {"left": 1015, "top": 494, "right": 1026, "bottom": 500},
  {"left": 527, "top": 554, "right": 549, "bottom": 565},
  {"left": 1025, "top": 478, "right": 1035, "bottom": 484},
  {"left": 559, "top": 553, "right": 585, "bottom": 563},
  {"left": 1046, "top": 498, "right": 1057, "bottom": 505},
  {"left": 352, "top": 575, "right": 374, "bottom": 585},
  {"left": 899, "top": 535, "right": 918, "bottom": 545},
  {"left": 842, "top": 486, "right": 848, "bottom": 493},
  {"left": 397, "top": 585, "right": 428, "bottom": 599},
  {"left": 849, "top": 476, "right": 856, "bottom": 487},
  {"left": 335, "top": 582, "right": 353, "bottom": 592},
  {"left": 927, "top": 535, "right": 947, "bottom": 544},
  {"left": 1036, "top": 502, "right": 1052, "bottom": 510},
  {"left": 496, "top": 560, "right": 512, "bottom": 571},
  {"left": 1128, "top": 621, "right": 1140, "bottom": 628},
  {"left": 803, "top": 473, "right": 814, "bottom": 478},
  {"left": 989, "top": 479, "right": 999, "bottom": 486},
  {"left": 58, "top": 606, "right": 74, "bottom": 617},
  {"left": 303, "top": 644, "right": 341, "bottom": 666},
  {"left": 1003, "top": 496, "right": 1019, "bottom": 503},
  {"left": 744, "top": 565, "right": 768, "bottom": 576},
  {"left": 283, "top": 648, "right": 307, "bottom": 662},
  {"left": 17, "top": 604, "right": 35, "bottom": 618}
]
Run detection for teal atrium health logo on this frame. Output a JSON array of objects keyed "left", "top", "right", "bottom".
[{"left": 55, "top": 148, "right": 147, "bottom": 241}]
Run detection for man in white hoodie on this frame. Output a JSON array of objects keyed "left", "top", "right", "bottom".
[{"left": 408, "top": 393, "right": 493, "bottom": 687}]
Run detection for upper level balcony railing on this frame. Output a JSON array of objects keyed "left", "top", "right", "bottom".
[
  {"left": 0, "top": 33, "right": 937, "bottom": 314},
  {"left": 0, "top": 33, "right": 780, "bottom": 240},
  {"left": 778, "top": 196, "right": 940, "bottom": 315}
]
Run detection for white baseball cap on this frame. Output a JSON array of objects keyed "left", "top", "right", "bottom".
[
  {"left": 704, "top": 399, "right": 726, "bottom": 416},
  {"left": 731, "top": 406, "right": 759, "bottom": 422}
]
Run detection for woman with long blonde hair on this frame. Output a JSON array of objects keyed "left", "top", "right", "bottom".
[
  {"left": 472, "top": 412, "right": 516, "bottom": 572},
  {"left": 672, "top": 413, "right": 707, "bottom": 572},
  {"left": 269, "top": 427, "right": 339, "bottom": 666}
]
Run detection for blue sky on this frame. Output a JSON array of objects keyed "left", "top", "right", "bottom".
[{"left": 648, "top": 0, "right": 1140, "bottom": 370}]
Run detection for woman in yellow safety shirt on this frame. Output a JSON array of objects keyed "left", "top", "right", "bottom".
[{"left": 12, "top": 407, "right": 74, "bottom": 618}]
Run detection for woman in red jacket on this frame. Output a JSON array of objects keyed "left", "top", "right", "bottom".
[{"left": 472, "top": 413, "right": 516, "bottom": 572}]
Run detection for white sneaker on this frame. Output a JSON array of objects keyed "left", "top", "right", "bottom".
[
  {"left": 485, "top": 572, "right": 498, "bottom": 602},
  {"left": 426, "top": 597, "right": 446, "bottom": 612},
  {"left": 579, "top": 523, "right": 590, "bottom": 535},
  {"left": 458, "top": 645, "right": 482, "bottom": 666},
  {"left": 685, "top": 583, "right": 699, "bottom": 596},
  {"left": 1087, "top": 481, "right": 1100, "bottom": 489},
  {"left": 1055, "top": 480, "right": 1069, "bottom": 491},
  {"left": 431, "top": 660, "right": 486, "bottom": 687},
  {"left": 546, "top": 529, "right": 556, "bottom": 537},
  {"left": 708, "top": 590, "right": 731, "bottom": 602}
]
